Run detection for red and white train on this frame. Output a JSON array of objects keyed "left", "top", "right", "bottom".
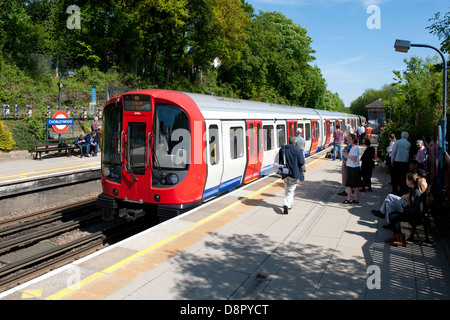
[{"left": 97, "top": 89, "right": 365, "bottom": 221}]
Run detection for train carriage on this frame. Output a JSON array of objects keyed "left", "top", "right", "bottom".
[{"left": 97, "top": 89, "right": 364, "bottom": 221}]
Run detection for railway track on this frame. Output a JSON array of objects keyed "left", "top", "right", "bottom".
[{"left": 0, "top": 201, "right": 155, "bottom": 293}]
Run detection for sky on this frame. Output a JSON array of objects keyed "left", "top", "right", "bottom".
[{"left": 245, "top": 0, "right": 449, "bottom": 107}]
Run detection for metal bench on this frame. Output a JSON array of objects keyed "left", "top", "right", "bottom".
[{"left": 30, "top": 138, "right": 79, "bottom": 160}]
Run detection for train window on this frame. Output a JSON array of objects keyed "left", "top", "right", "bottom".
[
  {"left": 153, "top": 104, "right": 190, "bottom": 169},
  {"left": 288, "top": 122, "right": 294, "bottom": 138},
  {"left": 298, "top": 123, "right": 304, "bottom": 136},
  {"left": 305, "top": 123, "right": 311, "bottom": 141},
  {"left": 276, "top": 125, "right": 286, "bottom": 148},
  {"left": 102, "top": 103, "right": 122, "bottom": 184},
  {"left": 263, "top": 125, "right": 274, "bottom": 151},
  {"left": 127, "top": 123, "right": 146, "bottom": 176},
  {"left": 230, "top": 127, "right": 244, "bottom": 159},
  {"left": 257, "top": 123, "right": 262, "bottom": 154},
  {"left": 249, "top": 124, "right": 254, "bottom": 155},
  {"left": 209, "top": 125, "right": 220, "bottom": 165}
]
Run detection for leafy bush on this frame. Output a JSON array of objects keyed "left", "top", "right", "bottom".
[
  {"left": 0, "top": 121, "right": 16, "bottom": 151},
  {"left": 7, "top": 121, "right": 34, "bottom": 150}
]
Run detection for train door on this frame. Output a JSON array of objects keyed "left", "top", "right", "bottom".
[
  {"left": 303, "top": 121, "right": 312, "bottom": 156},
  {"left": 324, "top": 120, "right": 331, "bottom": 148},
  {"left": 121, "top": 97, "right": 153, "bottom": 203},
  {"left": 287, "top": 120, "right": 298, "bottom": 140},
  {"left": 310, "top": 120, "right": 319, "bottom": 155},
  {"left": 203, "top": 120, "right": 224, "bottom": 201},
  {"left": 221, "top": 121, "right": 247, "bottom": 192},
  {"left": 244, "top": 120, "right": 263, "bottom": 184}
]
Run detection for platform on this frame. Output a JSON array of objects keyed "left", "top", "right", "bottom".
[
  {"left": 0, "top": 153, "right": 100, "bottom": 186},
  {"left": 0, "top": 153, "right": 101, "bottom": 215},
  {"left": 0, "top": 149, "right": 449, "bottom": 303}
]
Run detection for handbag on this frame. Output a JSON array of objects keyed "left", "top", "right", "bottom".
[{"left": 277, "top": 145, "right": 290, "bottom": 177}]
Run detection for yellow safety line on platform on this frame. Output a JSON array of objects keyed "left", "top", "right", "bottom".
[
  {"left": 0, "top": 162, "right": 100, "bottom": 180},
  {"left": 45, "top": 156, "right": 326, "bottom": 300}
]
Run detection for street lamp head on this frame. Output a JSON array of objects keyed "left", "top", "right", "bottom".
[
  {"left": 391, "top": 89, "right": 399, "bottom": 93},
  {"left": 394, "top": 39, "right": 411, "bottom": 53},
  {"left": 63, "top": 71, "right": 74, "bottom": 77}
]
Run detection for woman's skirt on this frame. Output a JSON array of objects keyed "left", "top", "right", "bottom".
[{"left": 345, "top": 166, "right": 362, "bottom": 188}]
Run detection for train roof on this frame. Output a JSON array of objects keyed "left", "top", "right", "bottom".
[
  {"left": 106, "top": 89, "right": 360, "bottom": 121},
  {"left": 183, "top": 92, "right": 356, "bottom": 121}
]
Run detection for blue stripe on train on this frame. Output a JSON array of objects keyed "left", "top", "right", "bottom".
[{"left": 203, "top": 175, "right": 243, "bottom": 201}]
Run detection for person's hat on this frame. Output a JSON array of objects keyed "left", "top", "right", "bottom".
[
  {"left": 296, "top": 128, "right": 302, "bottom": 133},
  {"left": 416, "top": 169, "right": 427, "bottom": 178}
]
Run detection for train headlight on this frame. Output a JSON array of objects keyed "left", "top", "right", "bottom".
[
  {"left": 102, "top": 166, "right": 111, "bottom": 178},
  {"left": 166, "top": 173, "right": 179, "bottom": 185}
]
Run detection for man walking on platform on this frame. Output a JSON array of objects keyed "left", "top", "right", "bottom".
[{"left": 278, "top": 136, "right": 305, "bottom": 215}]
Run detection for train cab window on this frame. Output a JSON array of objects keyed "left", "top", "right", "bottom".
[
  {"left": 102, "top": 103, "right": 122, "bottom": 184},
  {"left": 209, "top": 125, "right": 220, "bottom": 165},
  {"left": 276, "top": 124, "right": 286, "bottom": 148},
  {"left": 153, "top": 104, "right": 190, "bottom": 169},
  {"left": 263, "top": 125, "right": 274, "bottom": 151},
  {"left": 305, "top": 123, "right": 311, "bottom": 141},
  {"left": 230, "top": 127, "right": 244, "bottom": 159}
]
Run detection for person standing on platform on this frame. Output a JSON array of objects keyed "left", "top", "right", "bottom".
[
  {"left": 342, "top": 134, "right": 362, "bottom": 204},
  {"left": 391, "top": 131, "right": 411, "bottom": 195},
  {"left": 365, "top": 125, "right": 373, "bottom": 141},
  {"left": 360, "top": 137, "right": 375, "bottom": 192},
  {"left": 338, "top": 135, "right": 352, "bottom": 196},
  {"left": 278, "top": 136, "right": 305, "bottom": 215},
  {"left": 91, "top": 116, "right": 101, "bottom": 144},
  {"left": 295, "top": 128, "right": 305, "bottom": 154},
  {"left": 386, "top": 133, "right": 396, "bottom": 185},
  {"left": 414, "top": 140, "right": 428, "bottom": 170},
  {"left": 333, "top": 124, "right": 344, "bottom": 161},
  {"left": 357, "top": 123, "right": 366, "bottom": 145}
]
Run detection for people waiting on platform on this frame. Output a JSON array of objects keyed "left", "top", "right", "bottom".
[
  {"left": 360, "top": 137, "right": 375, "bottom": 192},
  {"left": 365, "top": 125, "right": 373, "bottom": 141},
  {"left": 91, "top": 116, "right": 102, "bottom": 144},
  {"left": 382, "top": 172, "right": 427, "bottom": 247},
  {"left": 85, "top": 131, "right": 98, "bottom": 157},
  {"left": 333, "top": 124, "right": 343, "bottom": 161},
  {"left": 338, "top": 135, "right": 352, "bottom": 197},
  {"left": 414, "top": 140, "right": 428, "bottom": 170},
  {"left": 391, "top": 131, "right": 411, "bottom": 195},
  {"left": 357, "top": 123, "right": 366, "bottom": 145},
  {"left": 342, "top": 134, "right": 362, "bottom": 204},
  {"left": 75, "top": 134, "right": 88, "bottom": 158},
  {"left": 295, "top": 128, "right": 306, "bottom": 154},
  {"left": 371, "top": 169, "right": 427, "bottom": 230}
]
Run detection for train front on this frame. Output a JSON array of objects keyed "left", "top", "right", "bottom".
[{"left": 97, "top": 90, "right": 207, "bottom": 221}]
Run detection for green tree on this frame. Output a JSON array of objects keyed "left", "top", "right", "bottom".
[
  {"left": 427, "top": 8, "right": 450, "bottom": 54},
  {"left": 219, "top": 11, "right": 323, "bottom": 106}
]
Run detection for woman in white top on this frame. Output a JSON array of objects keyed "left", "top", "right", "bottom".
[
  {"left": 386, "top": 133, "right": 396, "bottom": 188},
  {"left": 342, "top": 134, "right": 362, "bottom": 204}
]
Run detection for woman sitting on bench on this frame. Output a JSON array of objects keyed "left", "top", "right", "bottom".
[{"left": 384, "top": 172, "right": 427, "bottom": 247}]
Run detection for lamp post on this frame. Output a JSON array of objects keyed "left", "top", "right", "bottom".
[
  {"left": 394, "top": 39, "right": 448, "bottom": 197},
  {"left": 390, "top": 100, "right": 402, "bottom": 123},
  {"left": 58, "top": 71, "right": 74, "bottom": 110},
  {"left": 391, "top": 89, "right": 410, "bottom": 124},
  {"left": 394, "top": 39, "right": 447, "bottom": 153}
]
